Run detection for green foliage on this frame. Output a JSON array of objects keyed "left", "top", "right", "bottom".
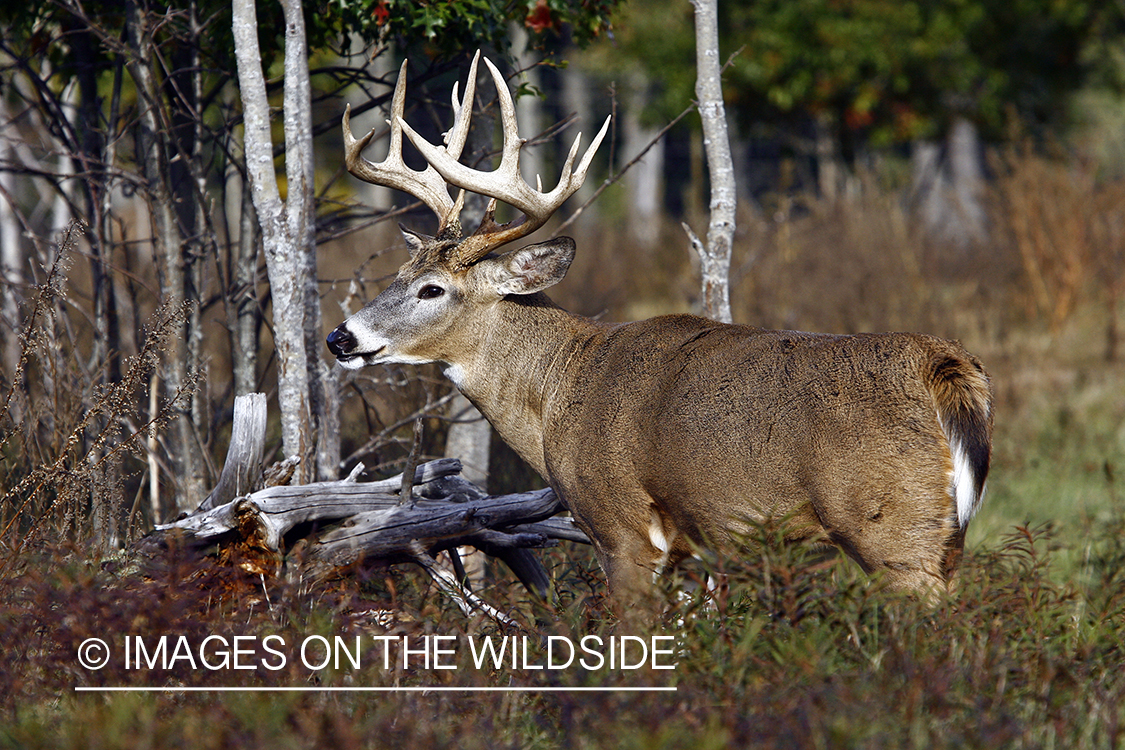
[
  {"left": 594, "top": 0, "right": 1124, "bottom": 144},
  {"left": 583, "top": 0, "right": 697, "bottom": 126},
  {"left": 316, "top": 0, "right": 515, "bottom": 56},
  {"left": 308, "top": 0, "right": 619, "bottom": 59},
  {"left": 1, "top": 0, "right": 621, "bottom": 118}
]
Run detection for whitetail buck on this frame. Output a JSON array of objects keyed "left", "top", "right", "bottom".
[{"left": 327, "top": 54, "right": 993, "bottom": 606}]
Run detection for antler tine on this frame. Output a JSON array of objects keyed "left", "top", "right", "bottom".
[
  {"left": 567, "top": 114, "right": 612, "bottom": 191},
  {"left": 342, "top": 60, "right": 463, "bottom": 233},
  {"left": 442, "top": 50, "right": 479, "bottom": 159},
  {"left": 397, "top": 56, "right": 611, "bottom": 267},
  {"left": 484, "top": 56, "right": 528, "bottom": 193}
]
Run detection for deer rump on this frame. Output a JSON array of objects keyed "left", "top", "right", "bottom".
[{"left": 536, "top": 315, "right": 992, "bottom": 602}]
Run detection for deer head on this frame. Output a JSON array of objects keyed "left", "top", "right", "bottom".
[{"left": 326, "top": 52, "right": 610, "bottom": 372}]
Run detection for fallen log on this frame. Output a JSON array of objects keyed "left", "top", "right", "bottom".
[{"left": 136, "top": 394, "right": 589, "bottom": 627}]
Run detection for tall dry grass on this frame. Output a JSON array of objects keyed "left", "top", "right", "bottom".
[
  {"left": 0, "top": 223, "right": 198, "bottom": 568},
  {"left": 991, "top": 142, "right": 1125, "bottom": 339}
]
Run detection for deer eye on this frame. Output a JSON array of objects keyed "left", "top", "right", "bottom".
[{"left": 417, "top": 284, "right": 445, "bottom": 300}]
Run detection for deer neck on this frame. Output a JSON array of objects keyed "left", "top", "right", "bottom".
[{"left": 441, "top": 293, "right": 602, "bottom": 477}]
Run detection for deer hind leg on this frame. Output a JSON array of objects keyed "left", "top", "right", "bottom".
[
  {"left": 823, "top": 488, "right": 960, "bottom": 603},
  {"left": 939, "top": 524, "right": 968, "bottom": 593}
]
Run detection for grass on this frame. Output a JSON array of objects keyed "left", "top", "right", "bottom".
[
  {"left": 1, "top": 517, "right": 1123, "bottom": 749},
  {"left": 964, "top": 304, "right": 1125, "bottom": 585}
]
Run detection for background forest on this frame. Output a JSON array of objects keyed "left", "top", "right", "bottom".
[{"left": 2, "top": 0, "right": 1125, "bottom": 747}]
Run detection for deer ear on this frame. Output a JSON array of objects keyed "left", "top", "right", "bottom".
[
  {"left": 483, "top": 237, "right": 576, "bottom": 296},
  {"left": 400, "top": 224, "right": 432, "bottom": 258}
]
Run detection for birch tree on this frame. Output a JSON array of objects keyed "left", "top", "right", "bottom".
[
  {"left": 684, "top": 0, "right": 736, "bottom": 324},
  {"left": 232, "top": 0, "right": 329, "bottom": 483}
]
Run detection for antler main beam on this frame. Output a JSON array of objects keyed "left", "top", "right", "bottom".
[
  {"left": 342, "top": 53, "right": 481, "bottom": 234},
  {"left": 398, "top": 57, "right": 611, "bottom": 266}
]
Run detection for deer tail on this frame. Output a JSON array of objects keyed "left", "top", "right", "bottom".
[{"left": 927, "top": 349, "right": 994, "bottom": 527}]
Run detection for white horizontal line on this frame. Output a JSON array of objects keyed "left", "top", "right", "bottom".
[{"left": 75, "top": 685, "right": 676, "bottom": 693}]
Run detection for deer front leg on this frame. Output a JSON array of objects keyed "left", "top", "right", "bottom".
[
  {"left": 600, "top": 548, "right": 661, "bottom": 610},
  {"left": 576, "top": 503, "right": 678, "bottom": 614}
]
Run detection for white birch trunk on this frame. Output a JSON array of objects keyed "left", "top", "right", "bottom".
[
  {"left": 912, "top": 117, "right": 986, "bottom": 248},
  {"left": 562, "top": 68, "right": 598, "bottom": 208},
  {"left": 232, "top": 0, "right": 322, "bottom": 483},
  {"left": 0, "top": 96, "right": 21, "bottom": 379},
  {"left": 948, "top": 117, "right": 987, "bottom": 245},
  {"left": 685, "top": 0, "right": 736, "bottom": 324},
  {"left": 279, "top": 0, "right": 335, "bottom": 482}
]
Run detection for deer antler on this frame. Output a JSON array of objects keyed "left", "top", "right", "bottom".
[
  {"left": 342, "top": 53, "right": 480, "bottom": 236},
  {"left": 397, "top": 57, "right": 611, "bottom": 268}
]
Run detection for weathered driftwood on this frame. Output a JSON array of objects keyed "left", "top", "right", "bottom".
[
  {"left": 156, "top": 460, "right": 574, "bottom": 581},
  {"left": 197, "top": 393, "right": 267, "bottom": 512},
  {"left": 139, "top": 394, "right": 588, "bottom": 626}
]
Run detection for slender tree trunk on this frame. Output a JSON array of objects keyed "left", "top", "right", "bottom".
[
  {"left": 233, "top": 0, "right": 334, "bottom": 483},
  {"left": 278, "top": 0, "right": 336, "bottom": 481},
  {"left": 233, "top": 0, "right": 310, "bottom": 474},
  {"left": 623, "top": 72, "right": 664, "bottom": 247},
  {"left": 685, "top": 0, "right": 735, "bottom": 324},
  {"left": 446, "top": 393, "right": 491, "bottom": 490},
  {"left": 74, "top": 23, "right": 126, "bottom": 547},
  {"left": 71, "top": 25, "right": 118, "bottom": 383},
  {"left": 948, "top": 117, "right": 986, "bottom": 245},
  {"left": 233, "top": 171, "right": 261, "bottom": 396},
  {"left": 561, "top": 67, "right": 598, "bottom": 209},
  {"left": 216, "top": 79, "right": 261, "bottom": 400},
  {"left": 510, "top": 25, "right": 543, "bottom": 187},
  {"left": 912, "top": 117, "right": 986, "bottom": 248},
  {"left": 124, "top": 0, "right": 208, "bottom": 514},
  {"left": 179, "top": 0, "right": 212, "bottom": 450},
  {"left": 284, "top": 0, "right": 337, "bottom": 482},
  {"left": 0, "top": 96, "right": 23, "bottom": 382},
  {"left": 815, "top": 114, "right": 843, "bottom": 202}
]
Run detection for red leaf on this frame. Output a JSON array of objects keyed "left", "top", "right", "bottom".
[
  {"left": 373, "top": 0, "right": 390, "bottom": 26},
  {"left": 525, "top": 0, "right": 554, "bottom": 33}
]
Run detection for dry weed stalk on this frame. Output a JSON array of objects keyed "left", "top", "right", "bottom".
[
  {"left": 0, "top": 222, "right": 201, "bottom": 571},
  {"left": 991, "top": 142, "right": 1125, "bottom": 332}
]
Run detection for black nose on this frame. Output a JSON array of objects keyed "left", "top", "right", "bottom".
[{"left": 326, "top": 326, "right": 356, "bottom": 357}]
